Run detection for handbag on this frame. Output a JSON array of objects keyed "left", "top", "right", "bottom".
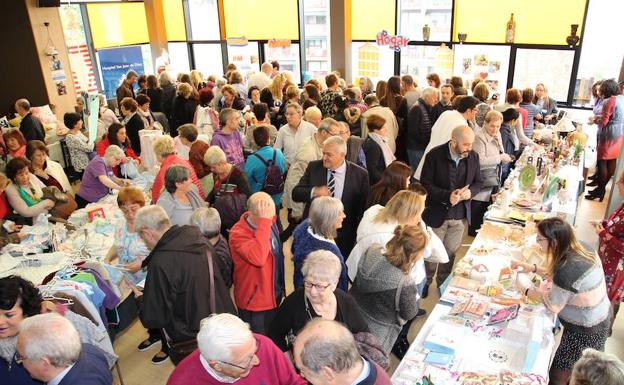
[
  {"left": 480, "top": 166, "right": 500, "bottom": 188},
  {"left": 166, "top": 248, "right": 217, "bottom": 365}
]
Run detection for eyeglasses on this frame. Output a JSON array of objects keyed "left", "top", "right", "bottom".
[
  {"left": 14, "top": 351, "right": 28, "bottom": 364},
  {"left": 120, "top": 204, "right": 140, "bottom": 213},
  {"left": 536, "top": 235, "right": 548, "bottom": 243},
  {"left": 303, "top": 281, "right": 332, "bottom": 291},
  {"left": 217, "top": 347, "right": 257, "bottom": 370}
]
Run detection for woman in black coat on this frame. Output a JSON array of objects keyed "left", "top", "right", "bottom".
[
  {"left": 362, "top": 114, "right": 394, "bottom": 185},
  {"left": 170, "top": 83, "right": 198, "bottom": 137},
  {"left": 146, "top": 74, "right": 163, "bottom": 113},
  {"left": 120, "top": 97, "right": 146, "bottom": 155},
  {"left": 159, "top": 72, "right": 176, "bottom": 121}
]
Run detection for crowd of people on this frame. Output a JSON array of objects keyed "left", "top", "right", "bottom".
[{"left": 0, "top": 60, "right": 623, "bottom": 385}]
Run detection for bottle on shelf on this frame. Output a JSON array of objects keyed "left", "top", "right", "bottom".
[{"left": 506, "top": 13, "right": 515, "bottom": 43}]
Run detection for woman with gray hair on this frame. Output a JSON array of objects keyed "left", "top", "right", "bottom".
[
  {"left": 570, "top": 348, "right": 624, "bottom": 385},
  {"left": 75, "top": 145, "right": 131, "bottom": 208},
  {"left": 156, "top": 165, "right": 206, "bottom": 226},
  {"left": 291, "top": 196, "right": 348, "bottom": 291},
  {"left": 190, "top": 207, "right": 233, "bottom": 288},
  {"left": 267, "top": 250, "right": 368, "bottom": 352}
]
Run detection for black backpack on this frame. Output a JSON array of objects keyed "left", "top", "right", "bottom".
[
  {"left": 213, "top": 169, "right": 248, "bottom": 233},
  {"left": 252, "top": 149, "right": 284, "bottom": 195}
]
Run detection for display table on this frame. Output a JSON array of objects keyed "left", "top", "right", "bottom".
[{"left": 392, "top": 145, "right": 584, "bottom": 385}]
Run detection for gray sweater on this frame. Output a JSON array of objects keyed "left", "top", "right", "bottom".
[
  {"left": 349, "top": 244, "right": 418, "bottom": 354},
  {"left": 156, "top": 189, "right": 206, "bottom": 226}
]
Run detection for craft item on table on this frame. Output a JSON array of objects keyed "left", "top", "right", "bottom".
[
  {"left": 491, "top": 295, "right": 524, "bottom": 306},
  {"left": 425, "top": 351, "right": 453, "bottom": 366},
  {"left": 449, "top": 298, "right": 488, "bottom": 318},
  {"left": 519, "top": 165, "right": 537, "bottom": 191},
  {"left": 87, "top": 207, "right": 106, "bottom": 222},
  {"left": 500, "top": 371, "right": 546, "bottom": 385},
  {"left": 513, "top": 197, "right": 539, "bottom": 208},
  {"left": 487, "top": 304, "right": 520, "bottom": 325},
  {"left": 542, "top": 176, "right": 560, "bottom": 203},
  {"left": 488, "top": 327, "right": 504, "bottom": 339},
  {"left": 479, "top": 285, "right": 503, "bottom": 297},
  {"left": 450, "top": 276, "right": 481, "bottom": 291},
  {"left": 508, "top": 209, "right": 529, "bottom": 222},
  {"left": 457, "top": 371, "right": 499, "bottom": 385},
  {"left": 423, "top": 321, "right": 467, "bottom": 354},
  {"left": 441, "top": 286, "right": 476, "bottom": 304}
]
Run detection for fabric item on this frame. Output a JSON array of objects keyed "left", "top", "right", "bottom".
[
  {"left": 140, "top": 225, "right": 237, "bottom": 342},
  {"left": 147, "top": 87, "right": 164, "bottom": 112},
  {"left": 0, "top": 343, "right": 41, "bottom": 385},
  {"left": 56, "top": 344, "right": 113, "bottom": 385},
  {"left": 327, "top": 161, "right": 346, "bottom": 200},
  {"left": 349, "top": 244, "right": 418, "bottom": 355},
  {"left": 274, "top": 120, "right": 317, "bottom": 165},
  {"left": 362, "top": 105, "right": 399, "bottom": 153},
  {"left": 291, "top": 219, "right": 348, "bottom": 291},
  {"left": 211, "top": 130, "right": 245, "bottom": 169},
  {"left": 116, "top": 82, "right": 135, "bottom": 107},
  {"left": 403, "top": 90, "right": 421, "bottom": 110},
  {"left": 18, "top": 112, "right": 45, "bottom": 142},
  {"left": 267, "top": 287, "right": 369, "bottom": 351},
  {"left": 76, "top": 156, "right": 113, "bottom": 203},
  {"left": 282, "top": 134, "right": 323, "bottom": 216},
  {"left": 597, "top": 95, "right": 624, "bottom": 160},
  {"left": 151, "top": 155, "right": 205, "bottom": 203},
  {"left": 157, "top": 189, "right": 206, "bottom": 226},
  {"left": 362, "top": 135, "right": 391, "bottom": 186},
  {"left": 347, "top": 136, "right": 367, "bottom": 169},
  {"left": 244, "top": 124, "right": 278, "bottom": 152},
  {"left": 64, "top": 310, "right": 117, "bottom": 368},
  {"left": 194, "top": 105, "right": 220, "bottom": 143},
  {"left": 551, "top": 326, "right": 608, "bottom": 371},
  {"left": 95, "top": 137, "right": 139, "bottom": 177},
  {"left": 0, "top": 335, "right": 17, "bottom": 364},
  {"left": 245, "top": 146, "right": 287, "bottom": 207},
  {"left": 426, "top": 219, "right": 465, "bottom": 286},
  {"left": 238, "top": 307, "right": 278, "bottom": 335},
  {"left": 475, "top": 102, "right": 492, "bottom": 128},
  {"left": 105, "top": 219, "right": 149, "bottom": 286},
  {"left": 5, "top": 174, "right": 49, "bottom": 218},
  {"left": 210, "top": 235, "right": 233, "bottom": 288},
  {"left": 170, "top": 96, "right": 199, "bottom": 135},
  {"left": 472, "top": 126, "right": 504, "bottom": 202},
  {"left": 162, "top": 83, "right": 177, "bottom": 120},
  {"left": 320, "top": 89, "right": 342, "bottom": 118},
  {"left": 519, "top": 102, "right": 539, "bottom": 137},
  {"left": 599, "top": 203, "right": 624, "bottom": 302},
  {"left": 406, "top": 99, "right": 434, "bottom": 151},
  {"left": 37, "top": 158, "right": 72, "bottom": 194},
  {"left": 65, "top": 132, "right": 94, "bottom": 172},
  {"left": 166, "top": 334, "right": 307, "bottom": 385},
  {"left": 495, "top": 103, "right": 534, "bottom": 149}
]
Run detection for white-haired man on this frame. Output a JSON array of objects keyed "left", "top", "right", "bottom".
[
  {"left": 247, "top": 62, "right": 273, "bottom": 91},
  {"left": 167, "top": 313, "right": 306, "bottom": 385},
  {"left": 14, "top": 98, "right": 45, "bottom": 142},
  {"left": 16, "top": 313, "right": 112, "bottom": 385},
  {"left": 405, "top": 86, "right": 439, "bottom": 172},
  {"left": 135, "top": 205, "right": 236, "bottom": 364},
  {"left": 293, "top": 318, "right": 391, "bottom": 385},
  {"left": 292, "top": 136, "right": 369, "bottom": 257}
]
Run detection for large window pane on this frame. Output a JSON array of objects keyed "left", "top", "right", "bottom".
[
  {"left": 302, "top": 0, "right": 330, "bottom": 81},
  {"left": 167, "top": 42, "right": 191, "bottom": 75},
  {"left": 452, "top": 44, "right": 510, "bottom": 93},
  {"left": 351, "top": 0, "right": 395, "bottom": 40},
  {"left": 351, "top": 42, "right": 395, "bottom": 86},
  {"left": 187, "top": 0, "right": 220, "bottom": 40},
  {"left": 60, "top": 4, "right": 98, "bottom": 94},
  {"left": 574, "top": 0, "right": 624, "bottom": 106},
  {"left": 163, "top": 0, "right": 187, "bottom": 41},
  {"left": 400, "top": 44, "right": 453, "bottom": 88},
  {"left": 398, "top": 0, "right": 452, "bottom": 42},
  {"left": 264, "top": 43, "right": 301, "bottom": 84},
  {"left": 87, "top": 3, "right": 149, "bottom": 49},
  {"left": 193, "top": 44, "right": 224, "bottom": 78},
  {"left": 513, "top": 49, "right": 575, "bottom": 103},
  {"left": 227, "top": 42, "right": 260, "bottom": 74},
  {"left": 223, "top": 0, "right": 298, "bottom": 40}
]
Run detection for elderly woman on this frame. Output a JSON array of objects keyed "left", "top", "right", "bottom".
[
  {"left": 0, "top": 276, "right": 118, "bottom": 383},
  {"left": 119, "top": 97, "right": 144, "bottom": 156},
  {"left": 291, "top": 196, "right": 348, "bottom": 291},
  {"left": 367, "top": 161, "right": 412, "bottom": 207},
  {"left": 533, "top": 83, "right": 558, "bottom": 122},
  {"left": 217, "top": 84, "right": 246, "bottom": 111},
  {"left": 469, "top": 110, "right": 513, "bottom": 236},
  {"left": 363, "top": 114, "right": 395, "bottom": 185},
  {"left": 194, "top": 87, "right": 219, "bottom": 141},
  {"left": 4, "top": 157, "right": 55, "bottom": 221},
  {"left": 156, "top": 165, "right": 206, "bottom": 226},
  {"left": 190, "top": 207, "right": 233, "bottom": 288},
  {"left": 204, "top": 146, "right": 251, "bottom": 204},
  {"left": 350, "top": 224, "right": 428, "bottom": 355},
  {"left": 25, "top": 140, "right": 71, "bottom": 194},
  {"left": 170, "top": 83, "right": 199, "bottom": 136},
  {"left": 64, "top": 112, "right": 94, "bottom": 173},
  {"left": 513, "top": 218, "right": 611, "bottom": 385},
  {"left": 150, "top": 135, "right": 204, "bottom": 204},
  {"left": 95, "top": 123, "right": 140, "bottom": 177},
  {"left": 359, "top": 76, "right": 375, "bottom": 99},
  {"left": 159, "top": 71, "right": 176, "bottom": 119},
  {"left": 570, "top": 349, "right": 624, "bottom": 385},
  {"left": 75, "top": 145, "right": 130, "bottom": 208},
  {"left": 268, "top": 250, "right": 369, "bottom": 351},
  {"left": 3, "top": 130, "right": 26, "bottom": 160}
]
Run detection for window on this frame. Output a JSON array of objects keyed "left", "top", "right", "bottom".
[
  {"left": 167, "top": 42, "right": 191, "bottom": 75},
  {"left": 264, "top": 43, "right": 301, "bottom": 84},
  {"left": 227, "top": 42, "right": 259, "bottom": 74},
  {"left": 513, "top": 48, "right": 575, "bottom": 103},
  {"left": 573, "top": 0, "right": 624, "bottom": 106},
  {"left": 302, "top": 0, "right": 330, "bottom": 80},
  {"left": 96, "top": 45, "right": 151, "bottom": 99},
  {"left": 163, "top": 0, "right": 187, "bottom": 41},
  {"left": 398, "top": 0, "right": 452, "bottom": 42},
  {"left": 59, "top": 4, "right": 98, "bottom": 93},
  {"left": 223, "top": 0, "right": 298, "bottom": 40},
  {"left": 400, "top": 44, "right": 453, "bottom": 88},
  {"left": 452, "top": 44, "right": 511, "bottom": 93},
  {"left": 86, "top": 2, "right": 149, "bottom": 49},
  {"left": 351, "top": 0, "right": 396, "bottom": 40},
  {"left": 193, "top": 44, "right": 224, "bottom": 78},
  {"left": 351, "top": 42, "right": 395, "bottom": 86},
  {"left": 187, "top": 0, "right": 220, "bottom": 40}
]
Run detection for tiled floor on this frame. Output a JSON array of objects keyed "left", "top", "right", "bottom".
[{"left": 110, "top": 182, "right": 623, "bottom": 385}]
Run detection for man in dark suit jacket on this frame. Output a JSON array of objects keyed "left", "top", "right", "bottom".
[
  {"left": 16, "top": 313, "right": 113, "bottom": 385},
  {"left": 293, "top": 136, "right": 369, "bottom": 258},
  {"left": 420, "top": 125, "right": 481, "bottom": 296},
  {"left": 14, "top": 98, "right": 45, "bottom": 142}
]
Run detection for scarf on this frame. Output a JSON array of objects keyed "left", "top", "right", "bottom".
[
  {"left": 0, "top": 335, "right": 17, "bottom": 363},
  {"left": 17, "top": 184, "right": 42, "bottom": 207},
  {"left": 369, "top": 132, "right": 396, "bottom": 167}
]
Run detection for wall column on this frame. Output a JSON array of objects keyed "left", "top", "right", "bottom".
[
  {"left": 329, "top": 0, "right": 351, "bottom": 81},
  {"left": 144, "top": 0, "right": 168, "bottom": 71}
]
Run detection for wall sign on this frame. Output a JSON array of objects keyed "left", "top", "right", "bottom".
[
  {"left": 268, "top": 39, "right": 291, "bottom": 49},
  {"left": 226, "top": 36, "right": 249, "bottom": 47},
  {"left": 376, "top": 30, "right": 409, "bottom": 52}
]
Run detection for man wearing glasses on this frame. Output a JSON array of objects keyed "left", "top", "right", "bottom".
[{"left": 167, "top": 313, "right": 306, "bottom": 385}]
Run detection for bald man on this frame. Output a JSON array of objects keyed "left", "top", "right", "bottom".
[
  {"left": 293, "top": 319, "right": 391, "bottom": 385},
  {"left": 420, "top": 125, "right": 482, "bottom": 297},
  {"left": 229, "top": 192, "right": 285, "bottom": 335}
]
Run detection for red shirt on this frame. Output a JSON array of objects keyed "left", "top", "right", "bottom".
[{"left": 151, "top": 155, "right": 205, "bottom": 203}]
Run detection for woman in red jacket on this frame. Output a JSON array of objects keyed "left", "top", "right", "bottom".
[{"left": 96, "top": 123, "right": 140, "bottom": 177}]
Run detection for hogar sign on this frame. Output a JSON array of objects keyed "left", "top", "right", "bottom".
[{"left": 376, "top": 30, "right": 409, "bottom": 52}]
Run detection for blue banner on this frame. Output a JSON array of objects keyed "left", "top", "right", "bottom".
[{"left": 98, "top": 46, "right": 144, "bottom": 99}]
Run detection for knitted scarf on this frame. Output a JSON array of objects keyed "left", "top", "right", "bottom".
[{"left": 0, "top": 335, "right": 17, "bottom": 363}]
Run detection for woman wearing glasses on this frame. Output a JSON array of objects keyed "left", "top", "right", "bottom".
[
  {"left": 267, "top": 250, "right": 368, "bottom": 352},
  {"left": 513, "top": 218, "right": 610, "bottom": 385}
]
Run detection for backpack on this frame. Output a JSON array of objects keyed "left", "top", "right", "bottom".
[
  {"left": 252, "top": 149, "right": 284, "bottom": 195},
  {"left": 212, "top": 169, "right": 248, "bottom": 233}
]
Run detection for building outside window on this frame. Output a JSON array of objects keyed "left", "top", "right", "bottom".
[{"left": 302, "top": 0, "right": 330, "bottom": 80}]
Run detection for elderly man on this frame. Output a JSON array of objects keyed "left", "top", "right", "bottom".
[
  {"left": 116, "top": 70, "right": 138, "bottom": 107},
  {"left": 135, "top": 205, "right": 236, "bottom": 364},
  {"left": 16, "top": 313, "right": 112, "bottom": 385},
  {"left": 14, "top": 98, "right": 45, "bottom": 142},
  {"left": 361, "top": 94, "right": 399, "bottom": 153},
  {"left": 247, "top": 62, "right": 273, "bottom": 91},
  {"left": 304, "top": 106, "right": 322, "bottom": 128},
  {"left": 420, "top": 125, "right": 481, "bottom": 297},
  {"left": 274, "top": 103, "right": 317, "bottom": 167},
  {"left": 229, "top": 192, "right": 285, "bottom": 335},
  {"left": 293, "top": 136, "right": 369, "bottom": 257},
  {"left": 167, "top": 313, "right": 306, "bottom": 385},
  {"left": 405, "top": 87, "right": 439, "bottom": 172},
  {"left": 293, "top": 319, "right": 391, "bottom": 385},
  {"left": 414, "top": 95, "right": 480, "bottom": 180}
]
